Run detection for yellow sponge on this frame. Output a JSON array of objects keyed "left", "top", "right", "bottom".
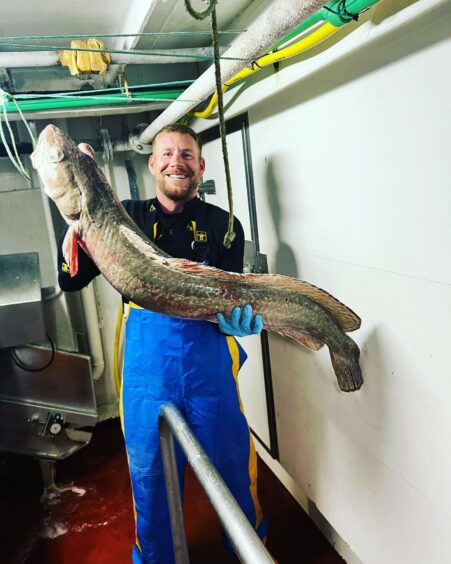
[{"left": 60, "top": 39, "right": 111, "bottom": 76}]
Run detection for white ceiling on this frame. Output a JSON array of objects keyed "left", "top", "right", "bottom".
[{"left": 0, "top": 0, "right": 262, "bottom": 96}]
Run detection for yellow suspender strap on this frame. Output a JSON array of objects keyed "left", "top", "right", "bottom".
[{"left": 191, "top": 220, "right": 198, "bottom": 240}]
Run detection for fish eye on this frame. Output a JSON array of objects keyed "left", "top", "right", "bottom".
[{"left": 49, "top": 147, "right": 65, "bottom": 163}]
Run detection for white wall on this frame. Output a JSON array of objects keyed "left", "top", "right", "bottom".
[{"left": 194, "top": 0, "right": 451, "bottom": 561}]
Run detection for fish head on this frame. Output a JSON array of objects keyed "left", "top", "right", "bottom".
[{"left": 31, "top": 124, "right": 83, "bottom": 224}]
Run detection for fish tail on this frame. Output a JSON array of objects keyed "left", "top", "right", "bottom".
[{"left": 329, "top": 345, "right": 363, "bottom": 392}]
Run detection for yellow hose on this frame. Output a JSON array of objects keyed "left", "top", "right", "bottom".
[
  {"left": 113, "top": 303, "right": 124, "bottom": 396},
  {"left": 193, "top": 22, "right": 339, "bottom": 119}
]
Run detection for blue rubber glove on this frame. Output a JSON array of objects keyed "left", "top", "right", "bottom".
[{"left": 216, "top": 304, "right": 263, "bottom": 337}]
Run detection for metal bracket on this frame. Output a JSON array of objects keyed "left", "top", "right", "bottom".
[
  {"left": 198, "top": 179, "right": 216, "bottom": 195},
  {"left": 243, "top": 240, "right": 268, "bottom": 274},
  {"left": 44, "top": 412, "right": 65, "bottom": 436},
  {"left": 0, "top": 68, "right": 15, "bottom": 93}
]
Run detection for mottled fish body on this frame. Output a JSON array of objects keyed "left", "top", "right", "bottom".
[{"left": 32, "top": 125, "right": 363, "bottom": 391}]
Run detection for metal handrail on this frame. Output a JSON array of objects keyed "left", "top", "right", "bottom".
[{"left": 158, "top": 403, "right": 273, "bottom": 564}]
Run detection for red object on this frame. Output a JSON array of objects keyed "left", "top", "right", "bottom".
[{"left": 1, "top": 419, "right": 343, "bottom": 563}]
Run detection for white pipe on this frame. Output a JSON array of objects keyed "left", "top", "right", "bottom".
[
  {"left": 1, "top": 52, "right": 59, "bottom": 67},
  {"left": 134, "top": 0, "right": 328, "bottom": 147},
  {"left": 81, "top": 284, "right": 105, "bottom": 381},
  {"left": 108, "top": 47, "right": 216, "bottom": 64},
  {"left": 0, "top": 47, "right": 216, "bottom": 68}
]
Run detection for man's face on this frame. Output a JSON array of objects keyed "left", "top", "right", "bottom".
[{"left": 148, "top": 132, "right": 205, "bottom": 202}]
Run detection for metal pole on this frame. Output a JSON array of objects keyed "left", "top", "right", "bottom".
[
  {"left": 159, "top": 403, "right": 274, "bottom": 564},
  {"left": 158, "top": 415, "right": 190, "bottom": 564},
  {"left": 0, "top": 47, "right": 217, "bottom": 68}
]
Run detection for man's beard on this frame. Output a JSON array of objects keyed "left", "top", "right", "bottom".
[{"left": 158, "top": 176, "right": 199, "bottom": 201}]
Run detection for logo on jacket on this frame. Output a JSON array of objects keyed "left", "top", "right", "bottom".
[{"left": 195, "top": 231, "right": 207, "bottom": 242}]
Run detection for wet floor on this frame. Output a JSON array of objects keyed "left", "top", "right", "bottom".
[{"left": 1, "top": 419, "right": 344, "bottom": 563}]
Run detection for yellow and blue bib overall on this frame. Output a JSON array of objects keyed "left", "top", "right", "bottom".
[{"left": 120, "top": 308, "right": 267, "bottom": 564}]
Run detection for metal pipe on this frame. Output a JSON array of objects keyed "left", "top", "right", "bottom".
[
  {"left": 0, "top": 51, "right": 59, "bottom": 67},
  {"left": 193, "top": 21, "right": 339, "bottom": 119},
  {"left": 192, "top": 0, "right": 382, "bottom": 120},
  {"left": 0, "top": 133, "right": 143, "bottom": 156},
  {"left": 158, "top": 403, "right": 273, "bottom": 564},
  {"left": 80, "top": 285, "right": 105, "bottom": 381},
  {"left": 134, "top": 0, "right": 329, "bottom": 148},
  {"left": 159, "top": 415, "right": 190, "bottom": 564},
  {"left": 0, "top": 47, "right": 217, "bottom": 68},
  {"left": 271, "top": 0, "right": 381, "bottom": 50}
]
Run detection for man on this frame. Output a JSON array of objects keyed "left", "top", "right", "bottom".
[{"left": 58, "top": 123, "right": 267, "bottom": 563}]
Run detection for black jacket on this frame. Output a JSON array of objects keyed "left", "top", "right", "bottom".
[{"left": 57, "top": 197, "right": 245, "bottom": 293}]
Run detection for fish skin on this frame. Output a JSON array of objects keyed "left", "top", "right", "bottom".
[{"left": 32, "top": 124, "right": 363, "bottom": 392}]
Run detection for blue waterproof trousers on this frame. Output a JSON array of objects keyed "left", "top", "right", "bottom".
[{"left": 120, "top": 308, "right": 267, "bottom": 564}]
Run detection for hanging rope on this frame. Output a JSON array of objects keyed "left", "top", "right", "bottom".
[
  {"left": 184, "top": 0, "right": 217, "bottom": 19},
  {"left": 184, "top": 0, "right": 235, "bottom": 248}
]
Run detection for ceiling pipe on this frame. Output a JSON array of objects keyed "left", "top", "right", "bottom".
[
  {"left": 1, "top": 52, "right": 59, "bottom": 67},
  {"left": 80, "top": 285, "right": 105, "bottom": 381},
  {"left": 132, "top": 0, "right": 329, "bottom": 150},
  {"left": 0, "top": 47, "right": 218, "bottom": 68}
]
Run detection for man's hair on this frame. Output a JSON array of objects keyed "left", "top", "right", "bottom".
[{"left": 152, "top": 123, "right": 203, "bottom": 154}]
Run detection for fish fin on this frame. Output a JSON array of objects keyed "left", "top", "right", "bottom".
[
  {"left": 329, "top": 347, "right": 363, "bottom": 392},
  {"left": 77, "top": 238, "right": 92, "bottom": 259},
  {"left": 274, "top": 327, "right": 324, "bottom": 351},
  {"left": 245, "top": 273, "right": 361, "bottom": 332},
  {"left": 62, "top": 225, "right": 79, "bottom": 277}
]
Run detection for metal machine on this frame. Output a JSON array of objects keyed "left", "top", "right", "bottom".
[{"left": 0, "top": 252, "right": 97, "bottom": 463}]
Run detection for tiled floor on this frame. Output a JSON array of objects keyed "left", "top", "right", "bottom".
[{"left": 1, "top": 419, "right": 344, "bottom": 563}]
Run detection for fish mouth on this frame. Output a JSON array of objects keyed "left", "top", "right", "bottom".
[{"left": 30, "top": 124, "right": 63, "bottom": 169}]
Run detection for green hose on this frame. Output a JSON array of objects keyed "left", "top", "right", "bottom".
[
  {"left": 3, "top": 89, "right": 185, "bottom": 113},
  {"left": 271, "top": 0, "right": 380, "bottom": 49}
]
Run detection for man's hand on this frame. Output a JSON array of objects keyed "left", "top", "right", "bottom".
[{"left": 216, "top": 304, "right": 263, "bottom": 337}]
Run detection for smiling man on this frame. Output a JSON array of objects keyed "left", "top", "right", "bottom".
[
  {"left": 57, "top": 123, "right": 266, "bottom": 563},
  {"left": 148, "top": 125, "right": 205, "bottom": 208}
]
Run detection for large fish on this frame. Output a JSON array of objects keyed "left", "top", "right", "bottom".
[{"left": 32, "top": 124, "right": 363, "bottom": 391}]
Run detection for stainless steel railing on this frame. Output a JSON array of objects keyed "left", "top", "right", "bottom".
[{"left": 158, "top": 403, "right": 274, "bottom": 564}]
